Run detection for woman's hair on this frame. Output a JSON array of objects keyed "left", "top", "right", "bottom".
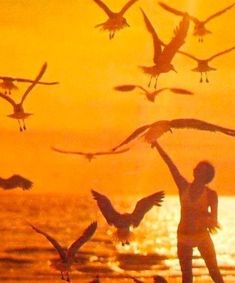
[{"left": 193, "top": 161, "right": 215, "bottom": 184}]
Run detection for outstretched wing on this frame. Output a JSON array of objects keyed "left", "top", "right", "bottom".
[
  {"left": 131, "top": 191, "right": 165, "bottom": 227},
  {"left": 67, "top": 222, "right": 97, "bottom": 261},
  {"left": 170, "top": 118, "right": 235, "bottom": 136},
  {"left": 204, "top": 3, "right": 235, "bottom": 23},
  {"left": 114, "top": 84, "right": 148, "bottom": 93},
  {"left": 94, "top": 148, "right": 130, "bottom": 155},
  {"left": 20, "top": 63, "right": 47, "bottom": 104},
  {"left": 168, "top": 88, "right": 193, "bottom": 95},
  {"left": 0, "top": 92, "right": 16, "bottom": 107},
  {"left": 51, "top": 146, "right": 86, "bottom": 156},
  {"left": 160, "top": 14, "right": 190, "bottom": 65},
  {"left": 177, "top": 50, "right": 199, "bottom": 61},
  {"left": 13, "top": 77, "right": 59, "bottom": 85},
  {"left": 141, "top": 9, "right": 162, "bottom": 64},
  {"left": 208, "top": 46, "right": 235, "bottom": 61},
  {"left": 159, "top": 2, "right": 199, "bottom": 23},
  {"left": 93, "top": 0, "right": 114, "bottom": 17},
  {"left": 112, "top": 124, "right": 151, "bottom": 151},
  {"left": 120, "top": 0, "right": 138, "bottom": 15},
  {"left": 0, "top": 174, "right": 33, "bottom": 190},
  {"left": 91, "top": 190, "right": 122, "bottom": 226},
  {"left": 29, "top": 224, "right": 67, "bottom": 261}
]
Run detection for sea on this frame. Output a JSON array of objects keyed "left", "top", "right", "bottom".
[{"left": 0, "top": 194, "right": 234, "bottom": 283}]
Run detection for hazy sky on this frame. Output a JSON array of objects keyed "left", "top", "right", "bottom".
[{"left": 0, "top": 0, "right": 235, "bottom": 195}]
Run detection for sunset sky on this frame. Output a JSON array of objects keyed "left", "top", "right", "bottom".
[{"left": 0, "top": 0, "right": 235, "bottom": 195}]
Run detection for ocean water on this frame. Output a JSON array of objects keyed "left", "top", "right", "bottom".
[{"left": 0, "top": 194, "right": 235, "bottom": 282}]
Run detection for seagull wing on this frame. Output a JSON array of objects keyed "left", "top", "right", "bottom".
[
  {"left": 114, "top": 84, "right": 148, "bottom": 93},
  {"left": 141, "top": 9, "right": 162, "bottom": 64},
  {"left": 0, "top": 174, "right": 33, "bottom": 190},
  {"left": 13, "top": 77, "right": 59, "bottom": 85},
  {"left": 30, "top": 224, "right": 67, "bottom": 262},
  {"left": 112, "top": 124, "right": 151, "bottom": 151},
  {"left": 0, "top": 92, "right": 16, "bottom": 107},
  {"left": 94, "top": 148, "right": 130, "bottom": 155},
  {"left": 51, "top": 146, "right": 86, "bottom": 156},
  {"left": 67, "top": 222, "right": 97, "bottom": 262},
  {"left": 131, "top": 191, "right": 165, "bottom": 227},
  {"left": 170, "top": 118, "right": 235, "bottom": 136},
  {"left": 204, "top": 3, "right": 235, "bottom": 23},
  {"left": 160, "top": 14, "right": 190, "bottom": 65},
  {"left": 159, "top": 2, "right": 199, "bottom": 23},
  {"left": 168, "top": 88, "right": 193, "bottom": 95},
  {"left": 91, "top": 190, "right": 122, "bottom": 226},
  {"left": 20, "top": 63, "right": 47, "bottom": 104},
  {"left": 208, "top": 46, "right": 235, "bottom": 61},
  {"left": 120, "top": 0, "right": 138, "bottom": 15},
  {"left": 93, "top": 0, "right": 114, "bottom": 17},
  {"left": 177, "top": 50, "right": 199, "bottom": 61}
]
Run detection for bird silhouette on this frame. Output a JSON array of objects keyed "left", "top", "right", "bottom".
[
  {"left": 0, "top": 75, "right": 58, "bottom": 95},
  {"left": 178, "top": 46, "right": 235, "bottom": 82},
  {"left": 93, "top": 0, "right": 138, "bottom": 39},
  {"left": 159, "top": 2, "right": 235, "bottom": 42},
  {"left": 114, "top": 84, "right": 193, "bottom": 102},
  {"left": 0, "top": 63, "right": 53, "bottom": 131},
  {"left": 0, "top": 174, "right": 33, "bottom": 190},
  {"left": 51, "top": 146, "right": 130, "bottom": 162},
  {"left": 140, "top": 9, "right": 189, "bottom": 88},
  {"left": 30, "top": 222, "right": 97, "bottom": 283},
  {"left": 112, "top": 118, "right": 235, "bottom": 150},
  {"left": 131, "top": 275, "right": 168, "bottom": 283},
  {"left": 92, "top": 190, "right": 164, "bottom": 245}
]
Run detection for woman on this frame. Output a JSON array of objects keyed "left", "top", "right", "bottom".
[{"left": 153, "top": 141, "right": 224, "bottom": 283}]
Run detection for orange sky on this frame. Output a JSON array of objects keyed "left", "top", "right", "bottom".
[{"left": 0, "top": 0, "right": 235, "bottom": 195}]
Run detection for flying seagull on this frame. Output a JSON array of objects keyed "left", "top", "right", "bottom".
[
  {"left": 112, "top": 118, "right": 235, "bottom": 150},
  {"left": 178, "top": 46, "right": 235, "bottom": 82},
  {"left": 51, "top": 146, "right": 129, "bottom": 162},
  {"left": 0, "top": 76, "right": 58, "bottom": 95},
  {"left": 93, "top": 0, "right": 138, "bottom": 39},
  {"left": 30, "top": 222, "right": 97, "bottom": 282},
  {"left": 131, "top": 275, "right": 168, "bottom": 283},
  {"left": 140, "top": 9, "right": 189, "bottom": 88},
  {"left": 92, "top": 189, "right": 164, "bottom": 245},
  {"left": 0, "top": 63, "right": 53, "bottom": 131},
  {"left": 114, "top": 84, "right": 193, "bottom": 102},
  {"left": 159, "top": 2, "right": 235, "bottom": 42},
  {"left": 0, "top": 174, "right": 32, "bottom": 190}
]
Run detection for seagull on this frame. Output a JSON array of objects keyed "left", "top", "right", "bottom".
[
  {"left": 131, "top": 275, "right": 168, "bottom": 283},
  {"left": 159, "top": 2, "right": 235, "bottom": 42},
  {"left": 0, "top": 174, "right": 33, "bottom": 190},
  {"left": 140, "top": 9, "right": 189, "bottom": 88},
  {"left": 114, "top": 84, "right": 193, "bottom": 102},
  {"left": 30, "top": 222, "right": 97, "bottom": 283},
  {"left": 0, "top": 76, "right": 58, "bottom": 95},
  {"left": 178, "top": 46, "right": 235, "bottom": 82},
  {"left": 93, "top": 0, "right": 138, "bottom": 39},
  {"left": 112, "top": 118, "right": 235, "bottom": 150},
  {"left": 51, "top": 146, "right": 130, "bottom": 162},
  {"left": 0, "top": 63, "right": 52, "bottom": 131},
  {"left": 92, "top": 190, "right": 164, "bottom": 245}
]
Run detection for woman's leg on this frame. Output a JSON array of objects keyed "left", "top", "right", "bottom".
[
  {"left": 177, "top": 241, "right": 193, "bottom": 283},
  {"left": 198, "top": 235, "right": 224, "bottom": 283}
]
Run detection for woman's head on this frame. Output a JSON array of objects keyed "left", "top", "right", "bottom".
[{"left": 193, "top": 161, "right": 215, "bottom": 184}]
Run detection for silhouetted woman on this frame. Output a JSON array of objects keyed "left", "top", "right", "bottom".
[{"left": 153, "top": 141, "right": 224, "bottom": 283}]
